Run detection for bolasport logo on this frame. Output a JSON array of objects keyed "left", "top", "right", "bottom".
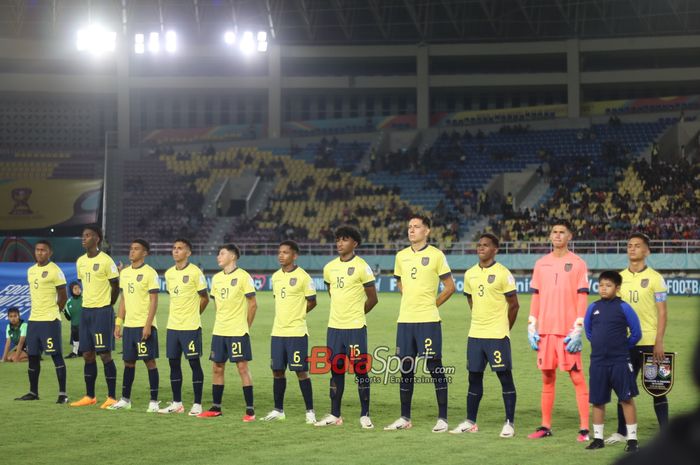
[{"left": 307, "top": 346, "right": 455, "bottom": 385}]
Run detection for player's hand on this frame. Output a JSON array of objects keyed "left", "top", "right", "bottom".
[
  {"left": 142, "top": 325, "right": 152, "bottom": 341},
  {"left": 114, "top": 326, "right": 122, "bottom": 340},
  {"left": 527, "top": 316, "right": 540, "bottom": 350},
  {"left": 564, "top": 324, "right": 583, "bottom": 353},
  {"left": 653, "top": 342, "right": 665, "bottom": 363}
]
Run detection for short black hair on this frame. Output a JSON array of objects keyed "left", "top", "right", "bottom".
[
  {"left": 409, "top": 214, "right": 431, "bottom": 229},
  {"left": 83, "top": 224, "right": 103, "bottom": 243},
  {"left": 7, "top": 307, "right": 19, "bottom": 316},
  {"left": 629, "top": 232, "right": 651, "bottom": 248},
  {"left": 132, "top": 239, "right": 150, "bottom": 253},
  {"left": 35, "top": 239, "right": 52, "bottom": 250},
  {"left": 551, "top": 218, "right": 573, "bottom": 232},
  {"left": 220, "top": 243, "right": 241, "bottom": 259},
  {"left": 334, "top": 226, "right": 362, "bottom": 246},
  {"left": 174, "top": 238, "right": 192, "bottom": 250},
  {"left": 279, "top": 240, "right": 300, "bottom": 254},
  {"left": 68, "top": 281, "right": 81, "bottom": 298},
  {"left": 479, "top": 233, "right": 500, "bottom": 248},
  {"left": 599, "top": 270, "right": 622, "bottom": 287}
]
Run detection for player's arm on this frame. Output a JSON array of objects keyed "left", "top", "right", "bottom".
[
  {"left": 583, "top": 303, "right": 595, "bottom": 341},
  {"left": 436, "top": 273, "right": 455, "bottom": 307},
  {"left": 305, "top": 275, "right": 317, "bottom": 312},
  {"left": 653, "top": 293, "right": 668, "bottom": 363},
  {"left": 56, "top": 285, "right": 68, "bottom": 312},
  {"left": 143, "top": 291, "right": 158, "bottom": 340},
  {"left": 465, "top": 294, "right": 473, "bottom": 309},
  {"left": 198, "top": 289, "right": 209, "bottom": 314},
  {"left": 114, "top": 291, "right": 126, "bottom": 339},
  {"left": 109, "top": 278, "right": 120, "bottom": 306},
  {"left": 324, "top": 282, "right": 331, "bottom": 298},
  {"left": 1, "top": 336, "right": 10, "bottom": 362},
  {"left": 393, "top": 254, "right": 402, "bottom": 294},
  {"left": 622, "top": 302, "right": 643, "bottom": 348},
  {"left": 363, "top": 284, "right": 378, "bottom": 314},
  {"left": 505, "top": 291, "right": 519, "bottom": 330},
  {"left": 246, "top": 295, "right": 257, "bottom": 328}
]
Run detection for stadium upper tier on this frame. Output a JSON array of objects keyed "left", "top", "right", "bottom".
[{"left": 0, "top": 150, "right": 102, "bottom": 180}]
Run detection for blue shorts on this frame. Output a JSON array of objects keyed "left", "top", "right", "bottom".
[
  {"left": 166, "top": 328, "right": 202, "bottom": 360},
  {"left": 26, "top": 320, "right": 62, "bottom": 356},
  {"left": 589, "top": 361, "right": 639, "bottom": 405},
  {"left": 210, "top": 334, "right": 253, "bottom": 363},
  {"left": 467, "top": 337, "right": 512, "bottom": 372},
  {"left": 271, "top": 335, "right": 308, "bottom": 371},
  {"left": 396, "top": 322, "right": 442, "bottom": 359},
  {"left": 122, "top": 327, "right": 159, "bottom": 361},
  {"left": 79, "top": 306, "right": 115, "bottom": 353}
]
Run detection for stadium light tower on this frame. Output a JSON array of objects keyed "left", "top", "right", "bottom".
[
  {"left": 240, "top": 31, "right": 255, "bottom": 55},
  {"left": 165, "top": 30, "right": 177, "bottom": 53},
  {"left": 75, "top": 24, "right": 116, "bottom": 55}
]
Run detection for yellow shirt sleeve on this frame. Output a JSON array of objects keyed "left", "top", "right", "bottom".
[
  {"left": 242, "top": 271, "right": 256, "bottom": 296},
  {"left": 194, "top": 268, "right": 207, "bottom": 292},
  {"left": 304, "top": 273, "right": 317, "bottom": 299},
  {"left": 323, "top": 263, "right": 330, "bottom": 286},
  {"left": 148, "top": 268, "right": 160, "bottom": 292},
  {"left": 105, "top": 255, "right": 119, "bottom": 280},
  {"left": 463, "top": 270, "right": 472, "bottom": 295},
  {"left": 54, "top": 264, "right": 67, "bottom": 288},
  {"left": 393, "top": 253, "right": 402, "bottom": 279},
  {"left": 501, "top": 269, "right": 517, "bottom": 295},
  {"left": 437, "top": 251, "right": 451, "bottom": 277},
  {"left": 360, "top": 261, "right": 375, "bottom": 285}
]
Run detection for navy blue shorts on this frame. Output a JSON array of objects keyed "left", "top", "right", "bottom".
[
  {"left": 589, "top": 361, "right": 639, "bottom": 405},
  {"left": 327, "top": 327, "right": 368, "bottom": 372},
  {"left": 467, "top": 337, "right": 512, "bottom": 372},
  {"left": 122, "top": 327, "right": 159, "bottom": 361},
  {"left": 396, "top": 322, "right": 442, "bottom": 359},
  {"left": 79, "top": 306, "right": 115, "bottom": 353},
  {"left": 26, "top": 320, "right": 62, "bottom": 356},
  {"left": 166, "top": 328, "right": 202, "bottom": 360},
  {"left": 271, "top": 335, "right": 308, "bottom": 371},
  {"left": 210, "top": 334, "right": 253, "bottom": 363}
]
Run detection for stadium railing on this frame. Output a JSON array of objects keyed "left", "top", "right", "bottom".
[{"left": 111, "top": 240, "right": 700, "bottom": 256}]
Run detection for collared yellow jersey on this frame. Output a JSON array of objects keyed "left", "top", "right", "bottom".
[
  {"left": 211, "top": 267, "right": 256, "bottom": 337},
  {"left": 323, "top": 255, "right": 376, "bottom": 329},
  {"left": 120, "top": 264, "right": 160, "bottom": 328},
  {"left": 620, "top": 266, "right": 667, "bottom": 346},
  {"left": 76, "top": 251, "right": 119, "bottom": 308},
  {"left": 164, "top": 263, "right": 207, "bottom": 330},
  {"left": 27, "top": 262, "right": 66, "bottom": 321},
  {"left": 271, "top": 266, "right": 316, "bottom": 337},
  {"left": 463, "top": 262, "right": 517, "bottom": 339}
]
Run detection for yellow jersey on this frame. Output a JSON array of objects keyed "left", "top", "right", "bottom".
[
  {"left": 76, "top": 251, "right": 119, "bottom": 308},
  {"left": 394, "top": 244, "right": 452, "bottom": 323},
  {"left": 323, "top": 255, "right": 376, "bottom": 329},
  {"left": 211, "top": 267, "right": 256, "bottom": 337},
  {"left": 119, "top": 264, "right": 160, "bottom": 328},
  {"left": 27, "top": 262, "right": 66, "bottom": 321},
  {"left": 620, "top": 266, "right": 667, "bottom": 346},
  {"left": 271, "top": 266, "right": 316, "bottom": 337},
  {"left": 164, "top": 263, "right": 207, "bottom": 330},
  {"left": 463, "top": 262, "right": 517, "bottom": 339}
]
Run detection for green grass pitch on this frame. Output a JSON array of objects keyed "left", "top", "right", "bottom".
[{"left": 1, "top": 293, "right": 697, "bottom": 465}]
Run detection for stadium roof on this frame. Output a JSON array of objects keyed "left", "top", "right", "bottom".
[{"left": 0, "top": 0, "right": 699, "bottom": 45}]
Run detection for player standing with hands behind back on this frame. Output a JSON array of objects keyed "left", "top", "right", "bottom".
[{"left": 527, "top": 220, "right": 591, "bottom": 441}]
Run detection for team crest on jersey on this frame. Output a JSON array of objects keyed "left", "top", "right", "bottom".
[
  {"left": 564, "top": 263, "right": 572, "bottom": 272},
  {"left": 136, "top": 274, "right": 143, "bottom": 282},
  {"left": 93, "top": 263, "right": 100, "bottom": 271},
  {"left": 487, "top": 274, "right": 495, "bottom": 283},
  {"left": 183, "top": 275, "right": 189, "bottom": 283},
  {"left": 290, "top": 278, "right": 297, "bottom": 286},
  {"left": 421, "top": 257, "right": 430, "bottom": 266},
  {"left": 347, "top": 267, "right": 355, "bottom": 276},
  {"left": 230, "top": 278, "right": 238, "bottom": 287},
  {"left": 641, "top": 279, "right": 649, "bottom": 288},
  {"left": 41, "top": 271, "right": 48, "bottom": 278}
]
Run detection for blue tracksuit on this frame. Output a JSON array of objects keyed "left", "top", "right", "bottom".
[{"left": 584, "top": 297, "right": 642, "bottom": 404}]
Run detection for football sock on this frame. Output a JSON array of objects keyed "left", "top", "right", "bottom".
[
  {"left": 593, "top": 424, "right": 604, "bottom": 439},
  {"left": 104, "top": 359, "right": 117, "bottom": 399},
  {"left": 330, "top": 372, "right": 345, "bottom": 417},
  {"left": 243, "top": 385, "right": 254, "bottom": 415},
  {"left": 273, "top": 377, "right": 286, "bottom": 411},
  {"left": 84, "top": 361, "right": 97, "bottom": 398},
  {"left": 400, "top": 358, "right": 415, "bottom": 419},
  {"left": 148, "top": 367, "right": 159, "bottom": 401},
  {"left": 189, "top": 358, "right": 204, "bottom": 404},
  {"left": 212, "top": 384, "right": 224, "bottom": 407},
  {"left": 616, "top": 402, "right": 627, "bottom": 435},
  {"left": 28, "top": 355, "right": 41, "bottom": 395},
  {"left": 299, "top": 378, "right": 314, "bottom": 411},
  {"left": 428, "top": 359, "right": 448, "bottom": 420},
  {"left": 51, "top": 354, "right": 66, "bottom": 394},
  {"left": 626, "top": 423, "right": 638, "bottom": 440},
  {"left": 570, "top": 368, "right": 589, "bottom": 429},
  {"left": 356, "top": 373, "right": 370, "bottom": 417},
  {"left": 122, "top": 366, "right": 135, "bottom": 400},
  {"left": 497, "top": 370, "right": 517, "bottom": 423},
  {"left": 541, "top": 369, "right": 556, "bottom": 428},
  {"left": 467, "top": 371, "right": 484, "bottom": 423},
  {"left": 653, "top": 396, "right": 669, "bottom": 429},
  {"left": 169, "top": 358, "right": 183, "bottom": 403}
]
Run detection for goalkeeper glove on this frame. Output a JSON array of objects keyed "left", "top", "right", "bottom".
[
  {"left": 563, "top": 318, "right": 584, "bottom": 353},
  {"left": 527, "top": 316, "right": 540, "bottom": 351}
]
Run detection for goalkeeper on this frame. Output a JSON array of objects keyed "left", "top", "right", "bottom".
[{"left": 527, "top": 220, "right": 591, "bottom": 442}]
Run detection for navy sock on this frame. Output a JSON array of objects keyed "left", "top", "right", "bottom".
[
  {"left": 617, "top": 402, "right": 626, "bottom": 435},
  {"left": 273, "top": 377, "right": 286, "bottom": 411},
  {"left": 243, "top": 385, "right": 254, "bottom": 415},
  {"left": 497, "top": 370, "right": 517, "bottom": 423},
  {"left": 654, "top": 396, "right": 669, "bottom": 429},
  {"left": 51, "top": 354, "right": 66, "bottom": 394},
  {"left": 189, "top": 358, "right": 204, "bottom": 404},
  {"left": 212, "top": 384, "right": 224, "bottom": 407},
  {"left": 400, "top": 359, "right": 415, "bottom": 419},
  {"left": 299, "top": 378, "right": 314, "bottom": 411},
  {"left": 428, "top": 359, "right": 448, "bottom": 420},
  {"left": 148, "top": 367, "right": 159, "bottom": 401},
  {"left": 104, "top": 359, "right": 117, "bottom": 398},
  {"left": 28, "top": 355, "right": 41, "bottom": 395},
  {"left": 169, "top": 358, "right": 183, "bottom": 403},
  {"left": 467, "top": 371, "right": 484, "bottom": 423},
  {"left": 84, "top": 361, "right": 98, "bottom": 398},
  {"left": 357, "top": 373, "right": 370, "bottom": 417},
  {"left": 122, "top": 366, "right": 135, "bottom": 400},
  {"left": 330, "top": 373, "right": 345, "bottom": 417}
]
